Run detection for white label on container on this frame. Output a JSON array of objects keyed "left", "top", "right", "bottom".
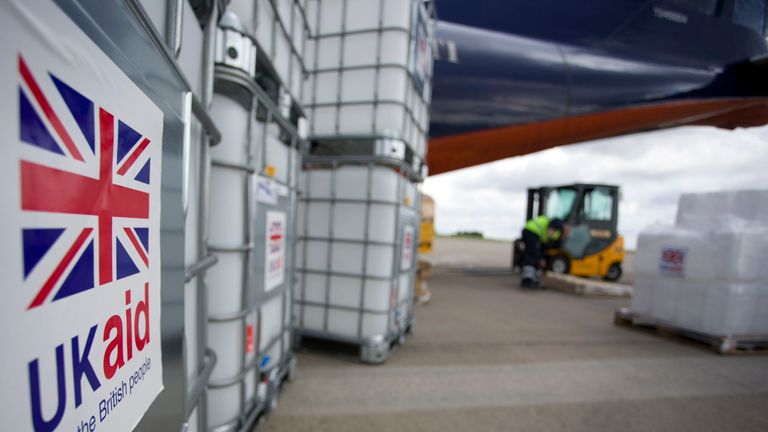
[
  {"left": 275, "top": 182, "right": 290, "bottom": 197},
  {"left": 0, "top": 1, "right": 164, "bottom": 430},
  {"left": 410, "top": 3, "right": 432, "bottom": 97},
  {"left": 659, "top": 247, "right": 686, "bottom": 276},
  {"left": 258, "top": 176, "right": 279, "bottom": 205},
  {"left": 265, "top": 211, "right": 286, "bottom": 291},
  {"left": 401, "top": 225, "right": 415, "bottom": 271}
]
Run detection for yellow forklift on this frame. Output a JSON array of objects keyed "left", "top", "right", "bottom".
[
  {"left": 513, "top": 184, "right": 624, "bottom": 281},
  {"left": 419, "top": 194, "right": 435, "bottom": 254}
]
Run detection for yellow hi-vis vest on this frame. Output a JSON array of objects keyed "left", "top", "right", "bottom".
[{"left": 524, "top": 215, "right": 561, "bottom": 243}]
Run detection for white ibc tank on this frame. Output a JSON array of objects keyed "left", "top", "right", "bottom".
[
  {"left": 206, "top": 58, "right": 303, "bottom": 426},
  {"left": 295, "top": 164, "right": 419, "bottom": 341},
  {"left": 251, "top": 122, "right": 300, "bottom": 373},
  {"left": 226, "top": 0, "right": 309, "bottom": 101},
  {"left": 303, "top": 0, "right": 433, "bottom": 157},
  {"left": 207, "top": 81, "right": 257, "bottom": 429}
]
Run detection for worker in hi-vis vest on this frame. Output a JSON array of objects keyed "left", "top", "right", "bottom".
[{"left": 520, "top": 216, "right": 567, "bottom": 288}]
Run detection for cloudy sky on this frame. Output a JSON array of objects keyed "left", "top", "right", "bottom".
[{"left": 422, "top": 125, "right": 768, "bottom": 249}]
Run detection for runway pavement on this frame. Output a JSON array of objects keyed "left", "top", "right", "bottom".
[{"left": 263, "top": 267, "right": 768, "bottom": 432}]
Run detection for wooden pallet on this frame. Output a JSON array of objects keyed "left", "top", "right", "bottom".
[
  {"left": 614, "top": 308, "right": 768, "bottom": 355},
  {"left": 542, "top": 273, "right": 633, "bottom": 297}
]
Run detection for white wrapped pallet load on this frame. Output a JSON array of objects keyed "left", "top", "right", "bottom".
[
  {"left": 303, "top": 0, "right": 434, "bottom": 158},
  {"left": 632, "top": 190, "right": 768, "bottom": 341},
  {"left": 295, "top": 163, "right": 420, "bottom": 362}
]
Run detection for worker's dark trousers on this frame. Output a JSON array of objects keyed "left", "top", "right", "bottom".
[{"left": 520, "top": 229, "right": 542, "bottom": 282}]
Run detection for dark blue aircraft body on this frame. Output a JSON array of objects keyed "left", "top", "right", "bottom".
[{"left": 428, "top": 0, "right": 768, "bottom": 174}]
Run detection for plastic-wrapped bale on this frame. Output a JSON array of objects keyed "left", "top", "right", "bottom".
[
  {"left": 633, "top": 225, "right": 718, "bottom": 280},
  {"left": 630, "top": 276, "right": 655, "bottom": 316},
  {"left": 634, "top": 224, "right": 768, "bottom": 283},
  {"left": 665, "top": 280, "right": 768, "bottom": 336},
  {"left": 303, "top": 0, "right": 434, "bottom": 158},
  {"left": 632, "top": 191, "right": 768, "bottom": 336},
  {"left": 701, "top": 282, "right": 768, "bottom": 335},
  {"left": 676, "top": 189, "right": 768, "bottom": 229},
  {"left": 713, "top": 228, "right": 768, "bottom": 282}
]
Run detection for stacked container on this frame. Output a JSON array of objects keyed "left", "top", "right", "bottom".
[
  {"left": 303, "top": 0, "right": 433, "bottom": 164},
  {"left": 294, "top": 0, "right": 435, "bottom": 363},
  {"left": 296, "top": 162, "right": 420, "bottom": 362},
  {"left": 205, "top": 4, "right": 308, "bottom": 430},
  {"left": 11, "top": 0, "right": 309, "bottom": 431},
  {"left": 632, "top": 190, "right": 768, "bottom": 347},
  {"left": 135, "top": 1, "right": 223, "bottom": 431}
]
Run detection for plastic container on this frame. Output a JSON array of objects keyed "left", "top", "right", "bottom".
[
  {"left": 303, "top": 0, "right": 434, "bottom": 157},
  {"left": 294, "top": 164, "right": 419, "bottom": 360},
  {"left": 251, "top": 120, "right": 301, "bottom": 373},
  {"left": 207, "top": 73, "right": 257, "bottom": 430},
  {"left": 226, "top": 0, "right": 310, "bottom": 101},
  {"left": 206, "top": 46, "right": 302, "bottom": 429}
]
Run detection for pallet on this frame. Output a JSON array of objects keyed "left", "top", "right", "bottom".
[
  {"left": 542, "top": 273, "right": 633, "bottom": 297},
  {"left": 614, "top": 308, "right": 768, "bottom": 355},
  {"left": 295, "top": 323, "right": 413, "bottom": 364}
]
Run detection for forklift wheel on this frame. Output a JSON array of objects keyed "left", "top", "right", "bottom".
[
  {"left": 550, "top": 256, "right": 570, "bottom": 274},
  {"left": 603, "top": 263, "right": 623, "bottom": 281}
]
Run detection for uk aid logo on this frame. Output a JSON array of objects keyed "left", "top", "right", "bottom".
[{"left": 18, "top": 55, "right": 157, "bottom": 432}]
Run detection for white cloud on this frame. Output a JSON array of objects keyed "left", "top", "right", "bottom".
[{"left": 422, "top": 125, "right": 768, "bottom": 249}]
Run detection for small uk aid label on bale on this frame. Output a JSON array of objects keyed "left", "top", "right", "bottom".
[
  {"left": 659, "top": 247, "right": 687, "bottom": 277},
  {"left": 0, "top": 1, "right": 164, "bottom": 431}
]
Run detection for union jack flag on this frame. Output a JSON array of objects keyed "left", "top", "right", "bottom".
[{"left": 18, "top": 55, "right": 152, "bottom": 310}]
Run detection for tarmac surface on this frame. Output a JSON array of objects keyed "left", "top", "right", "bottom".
[{"left": 262, "top": 238, "right": 767, "bottom": 432}]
